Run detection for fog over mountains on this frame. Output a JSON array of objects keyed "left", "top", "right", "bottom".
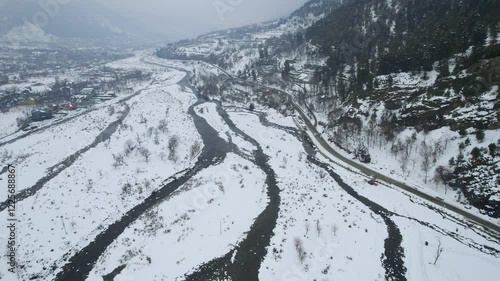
[{"left": 0, "top": 0, "right": 308, "bottom": 46}]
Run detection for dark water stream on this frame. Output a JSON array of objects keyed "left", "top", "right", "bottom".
[{"left": 52, "top": 77, "right": 232, "bottom": 281}]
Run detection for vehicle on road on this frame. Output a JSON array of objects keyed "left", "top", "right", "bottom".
[{"left": 366, "top": 176, "right": 378, "bottom": 186}]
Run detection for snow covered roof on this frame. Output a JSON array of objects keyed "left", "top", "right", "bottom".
[{"left": 81, "top": 88, "right": 94, "bottom": 95}]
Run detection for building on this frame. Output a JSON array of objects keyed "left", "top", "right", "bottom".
[{"left": 81, "top": 88, "right": 95, "bottom": 96}]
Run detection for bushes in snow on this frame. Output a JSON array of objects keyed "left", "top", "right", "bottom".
[
  {"left": 294, "top": 237, "right": 306, "bottom": 263},
  {"left": 157, "top": 119, "right": 169, "bottom": 134},
  {"left": 112, "top": 153, "right": 126, "bottom": 168},
  {"left": 168, "top": 135, "right": 180, "bottom": 162},
  {"left": 419, "top": 141, "right": 434, "bottom": 184},
  {"left": 190, "top": 141, "right": 202, "bottom": 160},
  {"left": 138, "top": 147, "right": 152, "bottom": 163}
]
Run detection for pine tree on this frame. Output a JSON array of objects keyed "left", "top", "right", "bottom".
[{"left": 476, "top": 129, "right": 485, "bottom": 143}]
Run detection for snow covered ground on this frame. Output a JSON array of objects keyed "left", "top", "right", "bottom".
[
  {"left": 228, "top": 110, "right": 499, "bottom": 281},
  {"left": 87, "top": 153, "right": 267, "bottom": 281},
  {"left": 229, "top": 111, "right": 387, "bottom": 281},
  {"left": 335, "top": 159, "right": 500, "bottom": 281},
  {"left": 0, "top": 52, "right": 498, "bottom": 281},
  {"left": 0, "top": 103, "right": 124, "bottom": 192},
  {"left": 313, "top": 113, "right": 500, "bottom": 224},
  {"left": 0, "top": 56, "right": 202, "bottom": 280},
  {"left": 0, "top": 106, "right": 32, "bottom": 138}
]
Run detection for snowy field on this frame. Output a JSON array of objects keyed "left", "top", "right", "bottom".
[
  {"left": 0, "top": 52, "right": 498, "bottom": 281},
  {"left": 0, "top": 106, "right": 32, "bottom": 138},
  {"left": 314, "top": 115, "right": 500, "bottom": 224},
  {"left": 229, "top": 111, "right": 387, "bottom": 281},
  {"left": 229, "top": 110, "right": 500, "bottom": 281},
  {"left": 87, "top": 153, "right": 268, "bottom": 281},
  {"left": 0, "top": 56, "right": 202, "bottom": 280}
]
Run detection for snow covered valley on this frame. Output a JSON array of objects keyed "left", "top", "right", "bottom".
[{"left": 0, "top": 53, "right": 499, "bottom": 281}]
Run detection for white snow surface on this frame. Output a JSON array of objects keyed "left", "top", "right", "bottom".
[{"left": 0, "top": 52, "right": 498, "bottom": 281}]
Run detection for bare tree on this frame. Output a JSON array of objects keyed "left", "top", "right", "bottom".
[
  {"left": 124, "top": 139, "right": 135, "bottom": 156},
  {"left": 139, "top": 114, "right": 148, "bottom": 124},
  {"left": 168, "top": 135, "right": 180, "bottom": 162},
  {"left": 154, "top": 131, "right": 160, "bottom": 145},
  {"left": 400, "top": 154, "right": 410, "bottom": 176},
  {"left": 108, "top": 106, "right": 115, "bottom": 116},
  {"left": 144, "top": 179, "right": 152, "bottom": 191},
  {"left": 138, "top": 147, "right": 152, "bottom": 163},
  {"left": 433, "top": 140, "right": 444, "bottom": 159},
  {"left": 190, "top": 141, "right": 202, "bottom": 160},
  {"left": 434, "top": 166, "right": 452, "bottom": 193},
  {"left": 159, "top": 151, "right": 167, "bottom": 161},
  {"left": 420, "top": 141, "right": 433, "bottom": 184},
  {"left": 112, "top": 153, "right": 126, "bottom": 168},
  {"left": 281, "top": 156, "right": 288, "bottom": 168},
  {"left": 433, "top": 240, "right": 444, "bottom": 265},
  {"left": 294, "top": 238, "right": 306, "bottom": 263},
  {"left": 147, "top": 127, "right": 155, "bottom": 138},
  {"left": 121, "top": 182, "right": 133, "bottom": 200},
  {"left": 0, "top": 150, "right": 13, "bottom": 163},
  {"left": 316, "top": 220, "right": 322, "bottom": 237},
  {"left": 136, "top": 133, "right": 143, "bottom": 146},
  {"left": 15, "top": 111, "right": 30, "bottom": 128},
  {"left": 157, "top": 119, "right": 169, "bottom": 134}
]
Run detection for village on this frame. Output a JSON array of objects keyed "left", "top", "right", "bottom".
[{"left": 0, "top": 48, "right": 151, "bottom": 130}]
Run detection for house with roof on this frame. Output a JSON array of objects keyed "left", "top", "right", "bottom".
[
  {"left": 71, "top": 88, "right": 96, "bottom": 105},
  {"left": 81, "top": 88, "right": 95, "bottom": 96}
]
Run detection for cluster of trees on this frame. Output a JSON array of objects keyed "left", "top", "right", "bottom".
[
  {"left": 258, "top": 45, "right": 270, "bottom": 60},
  {"left": 304, "top": 0, "right": 498, "bottom": 102},
  {"left": 447, "top": 139, "right": 500, "bottom": 217},
  {"left": 193, "top": 72, "right": 228, "bottom": 99},
  {"left": 112, "top": 117, "right": 186, "bottom": 168}
]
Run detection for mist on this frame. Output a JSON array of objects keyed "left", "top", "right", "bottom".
[
  {"left": 101, "top": 0, "right": 308, "bottom": 40},
  {"left": 0, "top": 0, "right": 308, "bottom": 43}
]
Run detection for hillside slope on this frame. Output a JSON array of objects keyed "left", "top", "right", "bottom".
[{"left": 301, "top": 0, "right": 500, "bottom": 217}]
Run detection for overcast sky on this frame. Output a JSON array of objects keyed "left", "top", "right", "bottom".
[{"left": 100, "top": 0, "right": 308, "bottom": 39}]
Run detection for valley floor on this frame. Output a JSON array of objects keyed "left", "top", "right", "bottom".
[{"left": 0, "top": 52, "right": 499, "bottom": 281}]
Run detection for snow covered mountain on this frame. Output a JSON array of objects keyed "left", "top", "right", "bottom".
[{"left": 157, "top": 0, "right": 343, "bottom": 74}]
